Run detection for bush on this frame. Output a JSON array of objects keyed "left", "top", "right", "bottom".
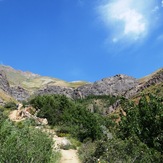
[
  {"left": 0, "top": 120, "right": 59, "bottom": 163},
  {"left": 79, "top": 137, "right": 162, "bottom": 163},
  {"left": 30, "top": 95, "right": 103, "bottom": 141},
  {"left": 4, "top": 101, "right": 17, "bottom": 110},
  {"left": 119, "top": 94, "right": 163, "bottom": 152}
]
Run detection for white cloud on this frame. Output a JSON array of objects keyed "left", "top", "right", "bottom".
[
  {"left": 152, "top": 6, "right": 159, "bottom": 12},
  {"left": 162, "top": 0, "right": 163, "bottom": 7},
  {"left": 97, "top": 0, "right": 159, "bottom": 43}
]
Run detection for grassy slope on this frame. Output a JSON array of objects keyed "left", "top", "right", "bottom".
[
  {"left": 0, "top": 65, "right": 88, "bottom": 94},
  {"left": 0, "top": 89, "right": 16, "bottom": 103}
]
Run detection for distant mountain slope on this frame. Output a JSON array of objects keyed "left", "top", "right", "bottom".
[
  {"left": 0, "top": 64, "right": 162, "bottom": 103},
  {"left": 125, "top": 68, "right": 163, "bottom": 98},
  {"left": 73, "top": 74, "right": 139, "bottom": 99},
  {"left": 0, "top": 65, "right": 87, "bottom": 94}
]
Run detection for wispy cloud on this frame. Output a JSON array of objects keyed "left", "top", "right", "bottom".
[
  {"left": 157, "top": 34, "right": 163, "bottom": 40},
  {"left": 97, "top": 0, "right": 161, "bottom": 43}
]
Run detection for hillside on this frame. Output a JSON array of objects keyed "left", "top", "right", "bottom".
[
  {"left": 0, "top": 65, "right": 162, "bottom": 103},
  {"left": 0, "top": 65, "right": 87, "bottom": 93},
  {"left": 125, "top": 68, "right": 163, "bottom": 98}
]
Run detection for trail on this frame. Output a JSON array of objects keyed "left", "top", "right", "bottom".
[
  {"left": 9, "top": 109, "right": 80, "bottom": 163},
  {"left": 60, "top": 149, "right": 80, "bottom": 163},
  {"left": 43, "top": 129, "right": 80, "bottom": 163}
]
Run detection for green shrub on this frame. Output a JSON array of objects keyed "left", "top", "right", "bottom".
[
  {"left": 4, "top": 101, "right": 17, "bottom": 110},
  {"left": 0, "top": 120, "right": 59, "bottom": 163},
  {"left": 79, "top": 137, "right": 162, "bottom": 163},
  {"left": 30, "top": 95, "right": 103, "bottom": 141},
  {"left": 119, "top": 94, "right": 163, "bottom": 152}
]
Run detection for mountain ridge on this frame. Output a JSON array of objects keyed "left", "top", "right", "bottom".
[{"left": 0, "top": 64, "right": 162, "bottom": 103}]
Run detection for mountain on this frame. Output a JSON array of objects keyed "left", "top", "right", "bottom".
[
  {"left": 125, "top": 68, "right": 163, "bottom": 98},
  {"left": 0, "top": 65, "right": 87, "bottom": 93},
  {"left": 0, "top": 64, "right": 162, "bottom": 103}
]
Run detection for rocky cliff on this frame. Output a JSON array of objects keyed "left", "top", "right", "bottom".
[
  {"left": 125, "top": 68, "right": 163, "bottom": 98},
  {"left": 0, "top": 70, "right": 30, "bottom": 102},
  {"left": 36, "top": 74, "right": 139, "bottom": 99},
  {"left": 73, "top": 74, "right": 139, "bottom": 99},
  {"left": 35, "top": 85, "right": 74, "bottom": 99},
  {"left": 0, "top": 70, "right": 11, "bottom": 94}
]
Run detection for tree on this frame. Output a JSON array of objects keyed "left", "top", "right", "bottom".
[{"left": 119, "top": 94, "right": 163, "bottom": 152}]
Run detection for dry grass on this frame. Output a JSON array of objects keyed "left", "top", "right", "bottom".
[{"left": 0, "top": 89, "right": 16, "bottom": 103}]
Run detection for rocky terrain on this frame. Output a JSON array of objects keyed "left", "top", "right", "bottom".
[
  {"left": 0, "top": 70, "right": 30, "bottom": 102},
  {"left": 125, "top": 68, "right": 163, "bottom": 98},
  {"left": 0, "top": 65, "right": 162, "bottom": 103},
  {"left": 0, "top": 70, "right": 11, "bottom": 94},
  {"left": 73, "top": 74, "right": 139, "bottom": 99}
]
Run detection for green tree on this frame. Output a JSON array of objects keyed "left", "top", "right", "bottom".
[{"left": 119, "top": 94, "right": 163, "bottom": 152}]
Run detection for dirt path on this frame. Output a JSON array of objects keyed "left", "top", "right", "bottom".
[
  {"left": 60, "top": 149, "right": 80, "bottom": 163},
  {"left": 43, "top": 129, "right": 80, "bottom": 163}
]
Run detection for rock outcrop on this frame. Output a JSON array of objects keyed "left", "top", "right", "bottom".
[
  {"left": 125, "top": 68, "right": 163, "bottom": 98},
  {"left": 0, "top": 70, "right": 11, "bottom": 94},
  {"left": 0, "top": 70, "right": 30, "bottom": 101},
  {"left": 9, "top": 106, "right": 48, "bottom": 125},
  {"left": 11, "top": 86, "right": 30, "bottom": 101},
  {"left": 74, "top": 74, "right": 139, "bottom": 99},
  {"left": 36, "top": 74, "right": 139, "bottom": 99},
  {"left": 35, "top": 85, "right": 74, "bottom": 98}
]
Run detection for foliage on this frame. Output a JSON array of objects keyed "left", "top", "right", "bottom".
[
  {"left": 76, "top": 95, "right": 119, "bottom": 114},
  {"left": 0, "top": 119, "right": 60, "bottom": 163},
  {"left": 119, "top": 94, "right": 163, "bottom": 152},
  {"left": 4, "top": 101, "right": 17, "bottom": 110},
  {"left": 79, "top": 94, "right": 163, "bottom": 162},
  {"left": 30, "top": 94, "right": 163, "bottom": 162},
  {"left": 30, "top": 95, "right": 103, "bottom": 141},
  {"left": 79, "top": 136, "right": 162, "bottom": 163}
]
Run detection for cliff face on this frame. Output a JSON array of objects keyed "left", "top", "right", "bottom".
[
  {"left": 125, "top": 68, "right": 163, "bottom": 98},
  {"left": 10, "top": 86, "right": 30, "bottom": 101},
  {"left": 0, "top": 70, "right": 30, "bottom": 102},
  {"left": 73, "top": 74, "right": 139, "bottom": 99},
  {"left": 35, "top": 85, "right": 74, "bottom": 99},
  {"left": 0, "top": 70, "right": 11, "bottom": 94}
]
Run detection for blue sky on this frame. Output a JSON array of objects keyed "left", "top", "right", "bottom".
[{"left": 0, "top": 0, "right": 163, "bottom": 82}]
